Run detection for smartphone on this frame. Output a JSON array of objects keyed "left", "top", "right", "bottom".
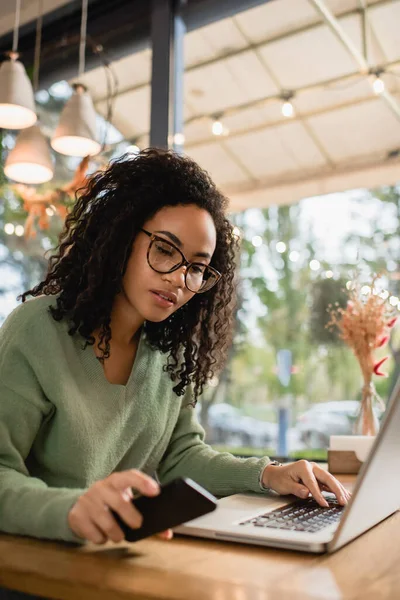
[{"left": 110, "top": 477, "right": 217, "bottom": 542}]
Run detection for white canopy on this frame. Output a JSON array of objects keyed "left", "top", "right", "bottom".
[
  {"left": 78, "top": 0, "right": 400, "bottom": 210},
  {"left": 3, "top": 0, "right": 400, "bottom": 210}
]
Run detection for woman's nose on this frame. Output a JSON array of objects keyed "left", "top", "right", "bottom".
[{"left": 162, "top": 265, "right": 186, "bottom": 288}]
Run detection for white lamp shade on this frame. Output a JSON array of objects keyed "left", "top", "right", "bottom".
[
  {"left": 5, "top": 125, "right": 54, "bottom": 184},
  {"left": 51, "top": 87, "right": 101, "bottom": 157},
  {"left": 0, "top": 59, "right": 37, "bottom": 129}
]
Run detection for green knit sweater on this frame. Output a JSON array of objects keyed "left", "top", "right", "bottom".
[{"left": 0, "top": 295, "right": 271, "bottom": 543}]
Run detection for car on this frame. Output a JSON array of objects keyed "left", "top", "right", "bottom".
[
  {"left": 197, "top": 402, "right": 277, "bottom": 448},
  {"left": 296, "top": 400, "right": 364, "bottom": 448}
]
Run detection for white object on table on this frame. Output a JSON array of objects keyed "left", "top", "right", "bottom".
[{"left": 329, "top": 435, "right": 376, "bottom": 462}]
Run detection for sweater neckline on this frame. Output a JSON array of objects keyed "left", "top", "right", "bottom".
[{"left": 80, "top": 328, "right": 146, "bottom": 392}]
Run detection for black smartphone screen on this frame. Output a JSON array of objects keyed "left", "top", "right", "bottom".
[{"left": 110, "top": 477, "right": 217, "bottom": 542}]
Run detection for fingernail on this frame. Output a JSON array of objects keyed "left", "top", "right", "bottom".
[
  {"left": 149, "top": 480, "right": 160, "bottom": 492},
  {"left": 322, "top": 499, "right": 329, "bottom": 507}
]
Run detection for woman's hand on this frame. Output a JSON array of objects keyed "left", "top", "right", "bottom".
[
  {"left": 261, "top": 460, "right": 351, "bottom": 507},
  {"left": 67, "top": 469, "right": 173, "bottom": 544}
]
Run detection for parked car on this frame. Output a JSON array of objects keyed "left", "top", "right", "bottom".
[
  {"left": 197, "top": 402, "right": 277, "bottom": 448},
  {"left": 296, "top": 401, "right": 361, "bottom": 448}
]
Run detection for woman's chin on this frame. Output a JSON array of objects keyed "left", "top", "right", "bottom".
[{"left": 144, "top": 309, "right": 174, "bottom": 323}]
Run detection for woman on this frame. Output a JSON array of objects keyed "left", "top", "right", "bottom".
[{"left": 0, "top": 149, "right": 350, "bottom": 546}]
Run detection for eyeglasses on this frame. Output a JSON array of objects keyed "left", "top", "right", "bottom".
[{"left": 141, "top": 229, "right": 221, "bottom": 293}]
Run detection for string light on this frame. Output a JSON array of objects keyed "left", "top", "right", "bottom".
[
  {"left": 325, "top": 270, "right": 333, "bottom": 278},
  {"left": 373, "top": 76, "right": 385, "bottom": 95},
  {"left": 289, "top": 250, "right": 299, "bottom": 262},
  {"left": 4, "top": 223, "right": 15, "bottom": 235},
  {"left": 276, "top": 241, "right": 286, "bottom": 253},
  {"left": 252, "top": 235, "right": 262, "bottom": 247},
  {"left": 281, "top": 91, "right": 295, "bottom": 118},
  {"left": 15, "top": 224, "right": 24, "bottom": 236},
  {"left": 173, "top": 132, "right": 185, "bottom": 145},
  {"left": 309, "top": 259, "right": 320, "bottom": 271},
  {"left": 232, "top": 226, "right": 242, "bottom": 239},
  {"left": 208, "top": 376, "right": 219, "bottom": 388},
  {"left": 361, "top": 285, "right": 371, "bottom": 295},
  {"left": 389, "top": 295, "right": 399, "bottom": 306},
  {"left": 212, "top": 119, "right": 224, "bottom": 136},
  {"left": 282, "top": 101, "right": 294, "bottom": 118}
]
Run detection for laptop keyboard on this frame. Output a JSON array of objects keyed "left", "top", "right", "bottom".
[{"left": 239, "top": 497, "right": 344, "bottom": 533}]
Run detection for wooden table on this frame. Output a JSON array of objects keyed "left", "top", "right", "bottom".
[{"left": 0, "top": 474, "right": 399, "bottom": 600}]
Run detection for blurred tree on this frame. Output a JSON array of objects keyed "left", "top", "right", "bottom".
[{"left": 343, "top": 186, "right": 400, "bottom": 399}]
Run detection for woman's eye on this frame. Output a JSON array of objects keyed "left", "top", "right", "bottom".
[
  {"left": 156, "top": 244, "right": 173, "bottom": 256},
  {"left": 192, "top": 265, "right": 206, "bottom": 274}
]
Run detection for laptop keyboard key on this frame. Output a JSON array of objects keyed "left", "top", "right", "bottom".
[{"left": 240, "top": 497, "right": 345, "bottom": 533}]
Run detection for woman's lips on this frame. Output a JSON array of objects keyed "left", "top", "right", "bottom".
[{"left": 150, "top": 291, "right": 175, "bottom": 308}]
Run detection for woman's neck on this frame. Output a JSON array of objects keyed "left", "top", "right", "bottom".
[{"left": 94, "top": 291, "right": 144, "bottom": 348}]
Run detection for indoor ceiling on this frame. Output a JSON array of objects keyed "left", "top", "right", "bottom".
[
  {"left": 3, "top": 0, "right": 400, "bottom": 211},
  {"left": 0, "top": 0, "right": 71, "bottom": 38}
]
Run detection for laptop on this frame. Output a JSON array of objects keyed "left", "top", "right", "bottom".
[{"left": 175, "top": 378, "right": 400, "bottom": 553}]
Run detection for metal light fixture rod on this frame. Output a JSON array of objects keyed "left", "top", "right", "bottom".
[
  {"left": 51, "top": 0, "right": 100, "bottom": 156},
  {"left": 308, "top": 0, "right": 400, "bottom": 122}
]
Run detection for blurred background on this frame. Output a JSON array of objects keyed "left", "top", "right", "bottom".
[{"left": 1, "top": 0, "right": 399, "bottom": 462}]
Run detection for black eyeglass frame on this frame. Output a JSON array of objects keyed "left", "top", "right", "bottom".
[{"left": 141, "top": 228, "right": 222, "bottom": 294}]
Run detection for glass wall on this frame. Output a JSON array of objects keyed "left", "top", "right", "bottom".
[
  {"left": 182, "top": 0, "right": 400, "bottom": 460},
  {"left": 195, "top": 189, "right": 400, "bottom": 460}
]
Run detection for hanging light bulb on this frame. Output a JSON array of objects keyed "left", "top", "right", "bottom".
[
  {"left": 0, "top": 1, "right": 36, "bottom": 129},
  {"left": 212, "top": 119, "right": 224, "bottom": 136},
  {"left": 51, "top": 0, "right": 100, "bottom": 157},
  {"left": 281, "top": 101, "right": 294, "bottom": 118},
  {"left": 280, "top": 91, "right": 295, "bottom": 118},
  {"left": 5, "top": 124, "right": 53, "bottom": 184},
  {"left": 373, "top": 76, "right": 385, "bottom": 95},
  {"left": 4, "top": 1, "right": 53, "bottom": 184}
]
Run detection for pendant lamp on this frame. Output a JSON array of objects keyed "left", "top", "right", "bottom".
[
  {"left": 4, "top": 124, "right": 53, "bottom": 184},
  {"left": 51, "top": 0, "right": 100, "bottom": 157},
  {"left": 51, "top": 83, "right": 101, "bottom": 156},
  {"left": 4, "top": 0, "right": 54, "bottom": 184},
  {"left": 0, "top": 0, "right": 36, "bottom": 129}
]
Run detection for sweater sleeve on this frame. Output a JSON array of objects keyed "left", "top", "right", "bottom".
[
  {"left": 157, "top": 389, "right": 271, "bottom": 496},
  {"left": 0, "top": 310, "right": 86, "bottom": 544}
]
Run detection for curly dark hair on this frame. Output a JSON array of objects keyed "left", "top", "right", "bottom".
[{"left": 20, "top": 148, "right": 239, "bottom": 401}]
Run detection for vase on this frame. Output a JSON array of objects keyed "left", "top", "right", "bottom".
[{"left": 353, "top": 382, "right": 381, "bottom": 436}]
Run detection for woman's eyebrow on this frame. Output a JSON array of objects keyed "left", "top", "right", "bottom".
[{"left": 155, "top": 230, "right": 211, "bottom": 259}]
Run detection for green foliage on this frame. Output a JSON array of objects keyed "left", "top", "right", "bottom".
[
  {"left": 310, "top": 277, "right": 348, "bottom": 344},
  {"left": 212, "top": 445, "right": 328, "bottom": 461}
]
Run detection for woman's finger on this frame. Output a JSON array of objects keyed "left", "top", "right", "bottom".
[
  {"left": 96, "top": 484, "right": 144, "bottom": 530},
  {"left": 296, "top": 462, "right": 329, "bottom": 507},
  {"left": 157, "top": 529, "right": 173, "bottom": 540},
  {"left": 81, "top": 517, "right": 108, "bottom": 545},
  {"left": 108, "top": 470, "right": 160, "bottom": 496},
  {"left": 69, "top": 498, "right": 109, "bottom": 544},
  {"left": 311, "top": 465, "right": 349, "bottom": 505},
  {"left": 82, "top": 493, "right": 127, "bottom": 543}
]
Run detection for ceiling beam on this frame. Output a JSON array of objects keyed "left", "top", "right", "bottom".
[
  {"left": 308, "top": 0, "right": 400, "bottom": 122},
  {"left": 226, "top": 156, "right": 400, "bottom": 211},
  {"left": 92, "top": 0, "right": 392, "bottom": 106},
  {"left": 0, "top": 0, "right": 393, "bottom": 92},
  {"left": 0, "top": 0, "right": 272, "bottom": 90},
  {"left": 183, "top": 90, "right": 398, "bottom": 149}
]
